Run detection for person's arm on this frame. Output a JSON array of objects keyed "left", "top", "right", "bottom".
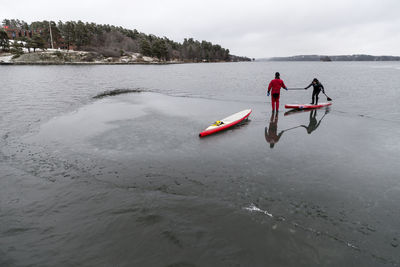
[
  {"left": 320, "top": 83, "right": 325, "bottom": 93},
  {"left": 304, "top": 83, "right": 312, "bottom": 89},
  {"left": 267, "top": 81, "right": 272, "bottom": 96},
  {"left": 282, "top": 81, "right": 288, "bottom": 90}
]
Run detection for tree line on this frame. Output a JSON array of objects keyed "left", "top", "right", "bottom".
[{"left": 1, "top": 19, "right": 251, "bottom": 62}]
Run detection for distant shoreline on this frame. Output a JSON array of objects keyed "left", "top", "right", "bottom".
[{"left": 258, "top": 54, "right": 400, "bottom": 62}]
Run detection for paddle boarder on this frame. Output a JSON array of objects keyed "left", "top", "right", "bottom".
[
  {"left": 267, "top": 72, "right": 288, "bottom": 112},
  {"left": 304, "top": 78, "right": 325, "bottom": 105}
]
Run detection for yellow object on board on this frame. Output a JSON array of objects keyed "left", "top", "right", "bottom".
[{"left": 212, "top": 120, "right": 224, "bottom": 126}]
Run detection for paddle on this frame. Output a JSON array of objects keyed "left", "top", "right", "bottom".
[
  {"left": 323, "top": 92, "right": 332, "bottom": 101},
  {"left": 281, "top": 125, "right": 302, "bottom": 132},
  {"left": 288, "top": 88, "right": 333, "bottom": 101}
]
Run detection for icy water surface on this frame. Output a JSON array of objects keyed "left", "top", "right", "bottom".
[{"left": 1, "top": 62, "right": 400, "bottom": 266}]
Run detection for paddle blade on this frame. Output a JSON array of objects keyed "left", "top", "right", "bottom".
[{"left": 323, "top": 93, "right": 332, "bottom": 101}]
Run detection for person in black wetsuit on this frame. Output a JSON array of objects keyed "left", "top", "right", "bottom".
[{"left": 304, "top": 78, "right": 324, "bottom": 105}]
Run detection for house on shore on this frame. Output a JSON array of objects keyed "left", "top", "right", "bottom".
[{"left": 1, "top": 25, "right": 76, "bottom": 50}]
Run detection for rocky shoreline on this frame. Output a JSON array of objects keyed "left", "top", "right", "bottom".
[
  {"left": 0, "top": 61, "right": 180, "bottom": 65},
  {"left": 0, "top": 50, "right": 185, "bottom": 65},
  {"left": 0, "top": 50, "right": 246, "bottom": 65}
]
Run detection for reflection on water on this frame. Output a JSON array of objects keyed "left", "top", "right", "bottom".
[
  {"left": 266, "top": 108, "right": 330, "bottom": 148},
  {"left": 300, "top": 108, "right": 330, "bottom": 134},
  {"left": 264, "top": 112, "right": 284, "bottom": 148}
]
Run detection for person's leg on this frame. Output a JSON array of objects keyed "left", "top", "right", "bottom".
[
  {"left": 275, "top": 96, "right": 280, "bottom": 111},
  {"left": 311, "top": 89, "right": 316, "bottom": 104},
  {"left": 272, "top": 93, "right": 280, "bottom": 111},
  {"left": 271, "top": 95, "right": 275, "bottom": 111},
  {"left": 315, "top": 89, "right": 321, "bottom": 105}
]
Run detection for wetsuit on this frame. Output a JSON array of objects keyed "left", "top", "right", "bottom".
[
  {"left": 268, "top": 78, "right": 287, "bottom": 111},
  {"left": 305, "top": 81, "right": 324, "bottom": 105}
]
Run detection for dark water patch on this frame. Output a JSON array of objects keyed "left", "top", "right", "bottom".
[
  {"left": 162, "top": 230, "right": 184, "bottom": 248},
  {"left": 136, "top": 214, "right": 163, "bottom": 225},
  {"left": 166, "top": 262, "right": 197, "bottom": 267},
  {"left": 0, "top": 250, "right": 16, "bottom": 267},
  {"left": 2, "top": 132, "right": 9, "bottom": 140},
  {"left": 1, "top": 136, "right": 110, "bottom": 183},
  {"left": 92, "top": 88, "right": 144, "bottom": 99},
  {"left": 3, "top": 227, "right": 36, "bottom": 236},
  {"left": 391, "top": 237, "right": 399, "bottom": 248},
  {"left": 110, "top": 207, "right": 140, "bottom": 215},
  {"left": 371, "top": 253, "right": 399, "bottom": 266},
  {"left": 244, "top": 202, "right": 400, "bottom": 266}
]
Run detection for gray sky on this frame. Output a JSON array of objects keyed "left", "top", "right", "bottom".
[{"left": 1, "top": 0, "right": 399, "bottom": 58}]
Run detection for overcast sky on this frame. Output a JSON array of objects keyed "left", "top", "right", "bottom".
[{"left": 1, "top": 0, "right": 399, "bottom": 58}]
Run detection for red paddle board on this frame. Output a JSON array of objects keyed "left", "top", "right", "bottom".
[
  {"left": 199, "top": 109, "right": 252, "bottom": 137},
  {"left": 285, "top": 102, "right": 332, "bottom": 109}
]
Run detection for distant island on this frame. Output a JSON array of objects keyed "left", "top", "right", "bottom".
[
  {"left": 0, "top": 19, "right": 251, "bottom": 64},
  {"left": 259, "top": 55, "right": 400, "bottom": 61}
]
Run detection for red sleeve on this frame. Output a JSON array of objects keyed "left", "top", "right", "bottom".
[
  {"left": 281, "top": 80, "right": 286, "bottom": 88},
  {"left": 268, "top": 81, "right": 272, "bottom": 91}
]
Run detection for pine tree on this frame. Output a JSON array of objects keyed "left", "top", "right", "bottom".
[
  {"left": 10, "top": 40, "right": 23, "bottom": 57},
  {"left": 152, "top": 39, "right": 168, "bottom": 60},
  {"left": 0, "top": 30, "right": 9, "bottom": 51},
  {"left": 140, "top": 39, "right": 152, "bottom": 56},
  {"left": 31, "top": 34, "right": 46, "bottom": 52}
]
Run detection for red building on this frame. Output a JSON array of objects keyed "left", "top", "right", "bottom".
[
  {"left": 1, "top": 25, "right": 76, "bottom": 50},
  {"left": 2, "top": 25, "right": 37, "bottom": 40}
]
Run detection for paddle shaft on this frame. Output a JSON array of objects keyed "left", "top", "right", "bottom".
[
  {"left": 288, "top": 88, "right": 333, "bottom": 101},
  {"left": 323, "top": 92, "right": 333, "bottom": 101},
  {"left": 282, "top": 125, "right": 302, "bottom": 132}
]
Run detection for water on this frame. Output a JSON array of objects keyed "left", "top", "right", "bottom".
[{"left": 1, "top": 62, "right": 400, "bottom": 266}]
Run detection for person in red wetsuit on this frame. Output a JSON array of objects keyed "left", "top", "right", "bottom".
[{"left": 267, "top": 72, "right": 288, "bottom": 112}]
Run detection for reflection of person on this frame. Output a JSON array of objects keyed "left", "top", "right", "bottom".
[
  {"left": 267, "top": 72, "right": 287, "bottom": 112},
  {"left": 265, "top": 112, "right": 284, "bottom": 148},
  {"left": 301, "top": 109, "right": 328, "bottom": 134},
  {"left": 304, "top": 78, "right": 325, "bottom": 105}
]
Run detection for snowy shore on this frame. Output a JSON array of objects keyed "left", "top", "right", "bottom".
[{"left": 0, "top": 50, "right": 182, "bottom": 65}]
